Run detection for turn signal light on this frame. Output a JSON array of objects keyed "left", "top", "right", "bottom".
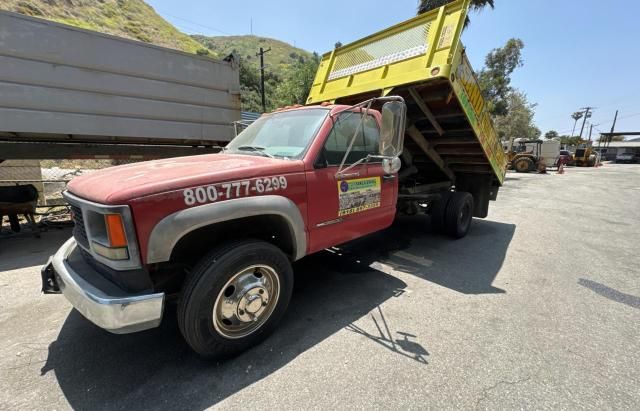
[{"left": 105, "top": 214, "right": 128, "bottom": 247}]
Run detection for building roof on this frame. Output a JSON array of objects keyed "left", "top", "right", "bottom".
[
  {"left": 597, "top": 141, "right": 640, "bottom": 148},
  {"left": 241, "top": 111, "right": 261, "bottom": 122}
]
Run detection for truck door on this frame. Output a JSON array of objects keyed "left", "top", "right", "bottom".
[{"left": 306, "top": 112, "right": 398, "bottom": 253}]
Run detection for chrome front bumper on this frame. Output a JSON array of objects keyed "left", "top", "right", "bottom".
[{"left": 47, "top": 237, "right": 165, "bottom": 334}]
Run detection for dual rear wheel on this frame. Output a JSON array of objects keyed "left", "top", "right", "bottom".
[{"left": 430, "top": 191, "right": 474, "bottom": 239}]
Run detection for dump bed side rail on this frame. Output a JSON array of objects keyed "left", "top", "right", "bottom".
[
  {"left": 449, "top": 51, "right": 506, "bottom": 182},
  {"left": 307, "top": 0, "right": 469, "bottom": 105},
  {"left": 307, "top": 0, "right": 506, "bottom": 184}
]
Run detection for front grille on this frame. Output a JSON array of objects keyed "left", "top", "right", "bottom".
[{"left": 70, "top": 204, "right": 89, "bottom": 248}]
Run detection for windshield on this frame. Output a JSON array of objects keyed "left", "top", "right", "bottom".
[{"left": 225, "top": 108, "right": 328, "bottom": 159}]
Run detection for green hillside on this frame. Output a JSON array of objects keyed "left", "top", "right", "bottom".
[
  {"left": 1, "top": 0, "right": 207, "bottom": 53},
  {"left": 193, "top": 35, "right": 318, "bottom": 112},
  {"left": 192, "top": 34, "right": 314, "bottom": 78}
]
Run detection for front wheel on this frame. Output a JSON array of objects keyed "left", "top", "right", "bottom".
[{"left": 178, "top": 240, "right": 293, "bottom": 359}]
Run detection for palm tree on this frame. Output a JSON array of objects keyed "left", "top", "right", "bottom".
[
  {"left": 417, "top": 0, "right": 495, "bottom": 16},
  {"left": 571, "top": 112, "right": 584, "bottom": 137}
]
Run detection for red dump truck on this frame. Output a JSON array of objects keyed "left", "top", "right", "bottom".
[{"left": 42, "top": 0, "right": 506, "bottom": 358}]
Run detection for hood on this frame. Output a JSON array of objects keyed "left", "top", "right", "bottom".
[{"left": 67, "top": 153, "right": 305, "bottom": 204}]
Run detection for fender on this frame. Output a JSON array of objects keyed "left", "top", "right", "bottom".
[{"left": 146, "top": 195, "right": 307, "bottom": 264}]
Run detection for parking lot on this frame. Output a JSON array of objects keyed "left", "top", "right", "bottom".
[{"left": 1, "top": 164, "right": 639, "bottom": 409}]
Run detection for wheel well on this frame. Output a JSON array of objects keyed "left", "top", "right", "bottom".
[{"left": 169, "top": 214, "right": 296, "bottom": 268}]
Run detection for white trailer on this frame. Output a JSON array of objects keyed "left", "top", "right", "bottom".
[{"left": 0, "top": 10, "right": 241, "bottom": 159}]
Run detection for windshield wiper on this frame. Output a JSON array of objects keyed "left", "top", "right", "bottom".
[{"left": 236, "top": 145, "right": 275, "bottom": 158}]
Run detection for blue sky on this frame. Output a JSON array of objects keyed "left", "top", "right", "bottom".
[{"left": 147, "top": 0, "right": 640, "bottom": 137}]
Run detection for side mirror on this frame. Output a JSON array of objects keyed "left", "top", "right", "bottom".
[{"left": 379, "top": 100, "right": 406, "bottom": 158}]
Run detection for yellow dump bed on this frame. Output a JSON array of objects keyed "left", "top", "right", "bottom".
[{"left": 307, "top": 0, "right": 506, "bottom": 185}]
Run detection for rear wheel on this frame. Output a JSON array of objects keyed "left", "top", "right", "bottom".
[
  {"left": 444, "top": 192, "right": 474, "bottom": 239},
  {"left": 178, "top": 240, "right": 293, "bottom": 359},
  {"left": 514, "top": 157, "right": 533, "bottom": 173},
  {"left": 429, "top": 191, "right": 451, "bottom": 234},
  {"left": 9, "top": 214, "right": 20, "bottom": 232}
]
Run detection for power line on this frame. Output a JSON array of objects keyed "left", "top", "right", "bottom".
[
  {"left": 153, "top": 7, "right": 232, "bottom": 35},
  {"left": 556, "top": 111, "right": 640, "bottom": 135},
  {"left": 577, "top": 106, "right": 595, "bottom": 139},
  {"left": 592, "top": 111, "right": 640, "bottom": 127}
]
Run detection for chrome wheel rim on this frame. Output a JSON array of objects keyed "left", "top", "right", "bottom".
[{"left": 213, "top": 264, "right": 280, "bottom": 339}]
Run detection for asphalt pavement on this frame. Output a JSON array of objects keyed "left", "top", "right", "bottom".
[{"left": 1, "top": 164, "right": 639, "bottom": 410}]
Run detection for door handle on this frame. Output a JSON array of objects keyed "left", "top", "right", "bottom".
[{"left": 335, "top": 172, "right": 360, "bottom": 180}]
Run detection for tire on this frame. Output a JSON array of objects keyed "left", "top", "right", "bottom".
[
  {"left": 430, "top": 191, "right": 451, "bottom": 234},
  {"left": 178, "top": 239, "right": 294, "bottom": 359},
  {"left": 444, "top": 192, "right": 474, "bottom": 239},
  {"left": 9, "top": 214, "right": 20, "bottom": 232},
  {"left": 514, "top": 157, "right": 533, "bottom": 173}
]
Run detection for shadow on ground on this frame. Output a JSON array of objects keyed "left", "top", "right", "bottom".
[
  {"left": 578, "top": 278, "right": 640, "bottom": 309},
  {"left": 330, "top": 215, "right": 515, "bottom": 294},
  {"left": 35, "top": 215, "right": 514, "bottom": 409},
  {"left": 42, "top": 259, "right": 407, "bottom": 410},
  {"left": 0, "top": 226, "right": 71, "bottom": 272}
]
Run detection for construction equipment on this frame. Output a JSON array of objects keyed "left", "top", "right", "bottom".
[
  {"left": 572, "top": 141, "right": 596, "bottom": 167},
  {"left": 507, "top": 139, "right": 542, "bottom": 173}
]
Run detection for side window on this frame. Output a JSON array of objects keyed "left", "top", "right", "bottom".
[{"left": 323, "top": 113, "right": 380, "bottom": 165}]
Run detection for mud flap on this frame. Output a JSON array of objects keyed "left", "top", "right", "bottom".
[{"left": 41, "top": 257, "right": 60, "bottom": 294}]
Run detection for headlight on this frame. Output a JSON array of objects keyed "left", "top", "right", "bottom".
[
  {"left": 91, "top": 214, "right": 129, "bottom": 260},
  {"left": 64, "top": 191, "right": 142, "bottom": 270}
]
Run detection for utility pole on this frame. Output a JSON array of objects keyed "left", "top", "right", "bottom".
[
  {"left": 607, "top": 109, "right": 619, "bottom": 148},
  {"left": 588, "top": 124, "right": 593, "bottom": 141},
  {"left": 256, "top": 47, "right": 271, "bottom": 113},
  {"left": 578, "top": 106, "right": 594, "bottom": 139},
  {"left": 571, "top": 111, "right": 583, "bottom": 137}
]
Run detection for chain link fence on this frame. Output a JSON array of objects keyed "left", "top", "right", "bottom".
[{"left": 0, "top": 159, "right": 141, "bottom": 235}]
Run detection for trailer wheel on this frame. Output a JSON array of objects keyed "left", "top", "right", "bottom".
[
  {"left": 514, "top": 157, "right": 533, "bottom": 173},
  {"left": 444, "top": 192, "right": 474, "bottom": 239},
  {"left": 178, "top": 239, "right": 293, "bottom": 359},
  {"left": 429, "top": 191, "right": 451, "bottom": 233}
]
